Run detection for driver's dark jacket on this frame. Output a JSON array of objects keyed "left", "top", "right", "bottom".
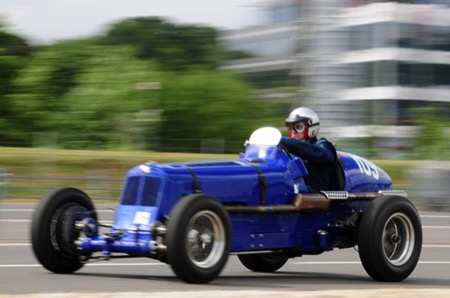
[{"left": 280, "top": 136, "right": 338, "bottom": 193}]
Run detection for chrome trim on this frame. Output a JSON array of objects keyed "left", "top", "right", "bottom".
[
  {"left": 320, "top": 191, "right": 349, "bottom": 200},
  {"left": 379, "top": 190, "right": 408, "bottom": 198},
  {"left": 230, "top": 249, "right": 286, "bottom": 255},
  {"left": 382, "top": 212, "right": 415, "bottom": 266}
]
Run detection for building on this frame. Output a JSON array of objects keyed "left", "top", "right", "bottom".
[
  {"left": 221, "top": 0, "right": 450, "bottom": 155},
  {"left": 221, "top": 0, "right": 303, "bottom": 101}
]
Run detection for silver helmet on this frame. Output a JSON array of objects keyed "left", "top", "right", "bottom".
[{"left": 285, "top": 107, "right": 320, "bottom": 139}]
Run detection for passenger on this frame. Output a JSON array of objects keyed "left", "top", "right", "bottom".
[{"left": 280, "top": 107, "right": 339, "bottom": 192}]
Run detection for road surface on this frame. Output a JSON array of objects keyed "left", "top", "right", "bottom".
[{"left": 0, "top": 202, "right": 449, "bottom": 297}]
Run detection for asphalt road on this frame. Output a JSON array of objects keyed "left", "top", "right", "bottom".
[{"left": 1, "top": 202, "right": 449, "bottom": 297}]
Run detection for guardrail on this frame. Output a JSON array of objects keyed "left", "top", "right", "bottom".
[
  {"left": 1, "top": 165, "right": 449, "bottom": 211},
  {"left": 0, "top": 170, "right": 123, "bottom": 202}
]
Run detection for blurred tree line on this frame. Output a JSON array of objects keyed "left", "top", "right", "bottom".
[
  {"left": 412, "top": 105, "right": 450, "bottom": 160},
  {"left": 1, "top": 17, "right": 447, "bottom": 157},
  {"left": 0, "top": 17, "right": 281, "bottom": 153}
]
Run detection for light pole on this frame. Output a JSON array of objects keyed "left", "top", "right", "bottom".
[{"left": 135, "top": 82, "right": 162, "bottom": 150}]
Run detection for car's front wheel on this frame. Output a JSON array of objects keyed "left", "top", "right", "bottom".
[
  {"left": 358, "top": 195, "right": 422, "bottom": 281},
  {"left": 165, "top": 194, "right": 231, "bottom": 284},
  {"left": 31, "top": 187, "right": 97, "bottom": 273}
]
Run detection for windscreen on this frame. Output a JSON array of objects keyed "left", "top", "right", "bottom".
[{"left": 244, "top": 127, "right": 281, "bottom": 161}]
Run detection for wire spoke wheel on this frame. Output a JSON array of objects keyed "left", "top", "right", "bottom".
[
  {"left": 186, "top": 210, "right": 226, "bottom": 268},
  {"left": 166, "top": 194, "right": 231, "bottom": 283}
]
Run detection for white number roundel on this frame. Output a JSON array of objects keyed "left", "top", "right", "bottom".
[{"left": 349, "top": 154, "right": 379, "bottom": 180}]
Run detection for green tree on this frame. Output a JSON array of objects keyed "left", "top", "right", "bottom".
[
  {"left": 50, "top": 46, "right": 161, "bottom": 149},
  {"left": 412, "top": 104, "right": 450, "bottom": 160},
  {"left": 8, "top": 39, "right": 94, "bottom": 144},
  {"left": 0, "top": 29, "right": 31, "bottom": 145},
  {"left": 103, "top": 17, "right": 223, "bottom": 71},
  {"left": 159, "top": 70, "right": 278, "bottom": 153},
  {"left": 0, "top": 30, "right": 32, "bottom": 57},
  {"left": 3, "top": 17, "right": 283, "bottom": 152}
]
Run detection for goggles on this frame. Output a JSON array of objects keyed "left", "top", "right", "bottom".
[{"left": 285, "top": 122, "right": 306, "bottom": 134}]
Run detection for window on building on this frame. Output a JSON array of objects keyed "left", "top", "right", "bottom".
[
  {"left": 350, "top": 61, "right": 449, "bottom": 88},
  {"left": 226, "top": 31, "right": 295, "bottom": 58},
  {"left": 350, "top": 61, "right": 397, "bottom": 88},
  {"left": 399, "top": 63, "right": 413, "bottom": 86},
  {"left": 272, "top": 4, "right": 301, "bottom": 23},
  {"left": 398, "top": 23, "right": 416, "bottom": 48},
  {"left": 398, "top": 23, "right": 450, "bottom": 51},
  {"left": 434, "top": 64, "right": 450, "bottom": 86},
  {"left": 349, "top": 22, "right": 449, "bottom": 52},
  {"left": 349, "top": 22, "right": 398, "bottom": 51},
  {"left": 399, "top": 63, "right": 450, "bottom": 87}
]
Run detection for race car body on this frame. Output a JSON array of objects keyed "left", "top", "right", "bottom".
[{"left": 31, "top": 127, "right": 422, "bottom": 283}]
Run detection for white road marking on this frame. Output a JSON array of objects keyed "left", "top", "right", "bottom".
[
  {"left": 420, "top": 214, "right": 450, "bottom": 218},
  {"left": 292, "top": 261, "right": 361, "bottom": 265},
  {"left": 291, "top": 261, "right": 450, "bottom": 265},
  {"left": 0, "top": 219, "right": 113, "bottom": 224},
  {"left": 0, "top": 263, "right": 164, "bottom": 268},
  {"left": 419, "top": 261, "right": 450, "bottom": 264},
  {"left": 0, "top": 289, "right": 448, "bottom": 298},
  {"left": 1, "top": 261, "right": 450, "bottom": 269},
  {"left": 0, "top": 209, "right": 34, "bottom": 212},
  {"left": 0, "top": 209, "right": 114, "bottom": 212},
  {"left": 423, "top": 244, "right": 450, "bottom": 248},
  {"left": 0, "top": 243, "right": 30, "bottom": 246}
]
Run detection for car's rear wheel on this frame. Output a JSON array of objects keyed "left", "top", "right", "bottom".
[
  {"left": 165, "top": 194, "right": 231, "bottom": 283},
  {"left": 31, "top": 187, "right": 97, "bottom": 273},
  {"left": 238, "top": 254, "right": 289, "bottom": 272},
  {"left": 358, "top": 195, "right": 422, "bottom": 281}
]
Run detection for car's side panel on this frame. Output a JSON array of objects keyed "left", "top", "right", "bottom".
[
  {"left": 110, "top": 146, "right": 392, "bottom": 256},
  {"left": 230, "top": 213, "right": 301, "bottom": 251}
]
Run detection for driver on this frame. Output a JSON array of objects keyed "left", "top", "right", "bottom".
[{"left": 280, "top": 107, "right": 338, "bottom": 193}]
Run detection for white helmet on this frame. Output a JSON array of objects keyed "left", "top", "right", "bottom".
[{"left": 285, "top": 107, "right": 320, "bottom": 139}]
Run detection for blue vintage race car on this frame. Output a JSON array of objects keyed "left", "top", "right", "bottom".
[{"left": 31, "top": 127, "right": 422, "bottom": 283}]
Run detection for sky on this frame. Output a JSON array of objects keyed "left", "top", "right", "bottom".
[{"left": 0, "top": 0, "right": 264, "bottom": 44}]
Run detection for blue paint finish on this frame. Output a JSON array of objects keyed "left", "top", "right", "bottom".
[
  {"left": 79, "top": 129, "right": 394, "bottom": 257},
  {"left": 230, "top": 213, "right": 301, "bottom": 251},
  {"left": 338, "top": 151, "right": 392, "bottom": 192}
]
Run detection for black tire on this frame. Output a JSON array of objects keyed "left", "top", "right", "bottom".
[
  {"left": 238, "top": 254, "right": 289, "bottom": 272},
  {"left": 358, "top": 195, "right": 422, "bottom": 281},
  {"left": 31, "top": 187, "right": 97, "bottom": 273},
  {"left": 165, "top": 194, "right": 231, "bottom": 283}
]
